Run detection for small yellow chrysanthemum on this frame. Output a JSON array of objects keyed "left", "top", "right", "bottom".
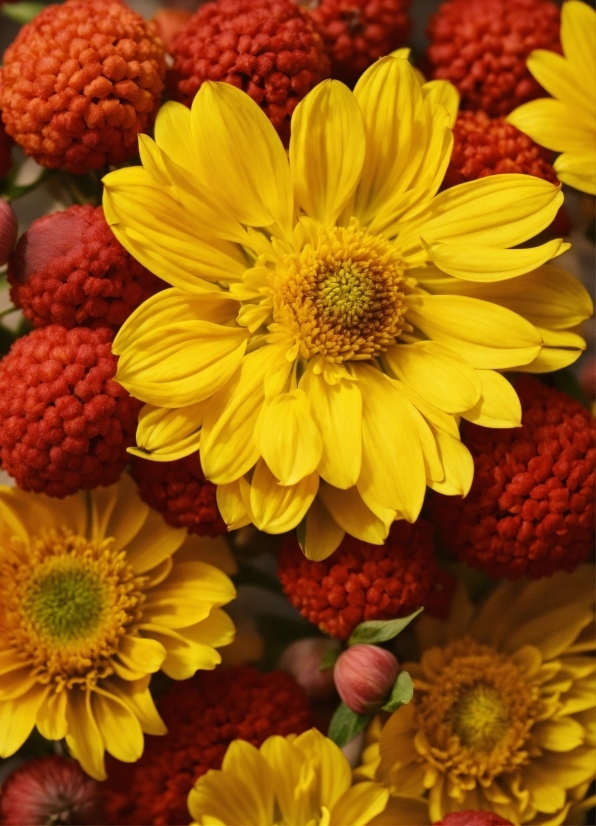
[
  {"left": 508, "top": 0, "right": 596, "bottom": 195},
  {"left": 103, "top": 53, "right": 592, "bottom": 560},
  {"left": 188, "top": 728, "right": 389, "bottom": 826},
  {"left": 355, "top": 567, "right": 596, "bottom": 825},
  {"left": 0, "top": 474, "right": 236, "bottom": 780}
]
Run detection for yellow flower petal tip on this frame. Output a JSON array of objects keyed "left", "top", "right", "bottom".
[
  {"left": 0, "top": 475, "right": 235, "bottom": 780},
  {"left": 102, "top": 59, "right": 588, "bottom": 558}
]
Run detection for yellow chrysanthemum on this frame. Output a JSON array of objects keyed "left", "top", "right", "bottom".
[
  {"left": 508, "top": 0, "right": 596, "bottom": 195},
  {"left": 0, "top": 474, "right": 236, "bottom": 780},
  {"left": 188, "top": 728, "right": 389, "bottom": 826},
  {"left": 355, "top": 567, "right": 596, "bottom": 825},
  {"left": 102, "top": 53, "right": 592, "bottom": 560}
]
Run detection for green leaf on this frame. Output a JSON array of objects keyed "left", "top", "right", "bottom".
[
  {"left": 381, "top": 670, "right": 414, "bottom": 712},
  {"left": 328, "top": 702, "right": 370, "bottom": 748},
  {"left": 348, "top": 607, "right": 424, "bottom": 646},
  {"left": 319, "top": 647, "right": 340, "bottom": 672},
  {"left": 1, "top": 2, "right": 46, "bottom": 23}
]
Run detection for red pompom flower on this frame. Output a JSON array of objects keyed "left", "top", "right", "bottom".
[
  {"left": 8, "top": 205, "right": 163, "bottom": 331},
  {"left": 278, "top": 520, "right": 445, "bottom": 640},
  {"left": 430, "top": 377, "right": 595, "bottom": 580},
  {"left": 0, "top": 325, "right": 141, "bottom": 497}
]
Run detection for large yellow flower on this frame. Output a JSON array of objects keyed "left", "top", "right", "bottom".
[
  {"left": 355, "top": 567, "right": 596, "bottom": 825},
  {"left": 188, "top": 728, "right": 389, "bottom": 826},
  {"left": 0, "top": 474, "right": 236, "bottom": 780},
  {"left": 103, "top": 54, "right": 592, "bottom": 560},
  {"left": 508, "top": 0, "right": 596, "bottom": 195}
]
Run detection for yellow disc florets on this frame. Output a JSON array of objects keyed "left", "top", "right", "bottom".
[
  {"left": 271, "top": 219, "right": 407, "bottom": 362},
  {"left": 415, "top": 637, "right": 541, "bottom": 787},
  {"left": 0, "top": 528, "right": 146, "bottom": 690}
]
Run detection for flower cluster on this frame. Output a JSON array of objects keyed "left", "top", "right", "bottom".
[{"left": 0, "top": 0, "right": 594, "bottom": 824}]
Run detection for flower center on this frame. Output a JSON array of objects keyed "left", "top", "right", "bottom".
[
  {"left": 415, "top": 638, "right": 540, "bottom": 786},
  {"left": 271, "top": 219, "right": 407, "bottom": 363},
  {"left": 0, "top": 528, "right": 146, "bottom": 689}
]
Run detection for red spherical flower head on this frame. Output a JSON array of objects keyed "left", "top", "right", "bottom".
[
  {"left": 434, "top": 813, "right": 514, "bottom": 826},
  {"left": 307, "top": 0, "right": 411, "bottom": 86},
  {"left": 443, "top": 110, "right": 558, "bottom": 189},
  {"left": 8, "top": 205, "right": 164, "bottom": 332},
  {"left": 430, "top": 377, "right": 596, "bottom": 580},
  {"left": 102, "top": 666, "right": 313, "bottom": 826},
  {"left": 0, "top": 325, "right": 142, "bottom": 498},
  {"left": 168, "top": 0, "right": 330, "bottom": 143},
  {"left": 131, "top": 450, "right": 226, "bottom": 536},
  {"left": 0, "top": 756, "right": 105, "bottom": 826},
  {"left": 278, "top": 519, "right": 442, "bottom": 640},
  {"left": 426, "top": 0, "right": 561, "bottom": 116},
  {"left": 0, "top": 0, "right": 166, "bottom": 174},
  {"left": 0, "top": 119, "right": 13, "bottom": 178}
]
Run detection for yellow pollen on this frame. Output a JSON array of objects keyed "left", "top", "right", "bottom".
[
  {"left": 0, "top": 528, "right": 146, "bottom": 690},
  {"left": 414, "top": 638, "right": 541, "bottom": 788},
  {"left": 271, "top": 219, "right": 408, "bottom": 363}
]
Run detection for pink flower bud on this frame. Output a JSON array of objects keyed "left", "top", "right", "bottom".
[
  {"left": 278, "top": 638, "right": 339, "bottom": 700},
  {"left": 0, "top": 756, "right": 105, "bottom": 825},
  {"left": 333, "top": 644, "right": 399, "bottom": 715},
  {"left": 0, "top": 200, "right": 17, "bottom": 267}
]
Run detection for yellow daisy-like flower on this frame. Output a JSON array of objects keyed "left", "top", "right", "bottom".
[
  {"left": 508, "top": 0, "right": 596, "bottom": 195},
  {"left": 103, "top": 53, "right": 592, "bottom": 560},
  {"left": 355, "top": 567, "right": 596, "bottom": 825},
  {"left": 188, "top": 728, "right": 389, "bottom": 826},
  {"left": 0, "top": 474, "right": 236, "bottom": 780}
]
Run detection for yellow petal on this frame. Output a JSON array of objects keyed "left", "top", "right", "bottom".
[
  {"left": 116, "top": 320, "right": 249, "bottom": 408},
  {"left": 132, "top": 400, "right": 206, "bottom": 462},
  {"left": 319, "top": 482, "right": 392, "bottom": 545},
  {"left": 400, "top": 175, "right": 564, "bottom": 260},
  {"left": 516, "top": 343, "right": 585, "bottom": 374},
  {"left": 406, "top": 293, "right": 542, "bottom": 369},
  {"left": 461, "top": 370, "right": 522, "bottom": 428},
  {"left": 424, "top": 237, "right": 570, "bottom": 282},
  {"left": 124, "top": 508, "right": 186, "bottom": 575},
  {"left": 216, "top": 480, "right": 251, "bottom": 530},
  {"left": 300, "top": 366, "right": 362, "bottom": 489},
  {"left": 201, "top": 344, "right": 291, "bottom": 485},
  {"left": 526, "top": 48, "right": 595, "bottom": 122},
  {"left": 302, "top": 496, "right": 345, "bottom": 561},
  {"left": 89, "top": 473, "right": 148, "bottom": 551},
  {"left": 398, "top": 383, "right": 461, "bottom": 439},
  {"left": 101, "top": 677, "right": 166, "bottom": 736},
  {"left": 153, "top": 100, "right": 197, "bottom": 171},
  {"left": 554, "top": 149, "right": 596, "bottom": 195},
  {"left": 353, "top": 366, "right": 427, "bottom": 519},
  {"left": 385, "top": 341, "right": 481, "bottom": 414},
  {"left": 92, "top": 687, "right": 144, "bottom": 764},
  {"left": 65, "top": 689, "right": 106, "bottom": 780},
  {"left": 259, "top": 735, "right": 305, "bottom": 826},
  {"left": 116, "top": 635, "right": 166, "bottom": 675},
  {"left": 330, "top": 782, "right": 389, "bottom": 826},
  {"left": 144, "top": 562, "right": 235, "bottom": 628},
  {"left": 561, "top": 0, "right": 596, "bottom": 78},
  {"left": 150, "top": 629, "right": 222, "bottom": 680},
  {"left": 294, "top": 728, "right": 351, "bottom": 810},
  {"left": 507, "top": 98, "right": 594, "bottom": 154},
  {"left": 191, "top": 82, "right": 293, "bottom": 239},
  {"left": 0, "top": 486, "right": 87, "bottom": 548},
  {"left": 353, "top": 56, "right": 428, "bottom": 225},
  {"left": 36, "top": 689, "right": 68, "bottom": 741},
  {"left": 290, "top": 80, "right": 365, "bottom": 226},
  {"left": 258, "top": 390, "right": 322, "bottom": 486},
  {"left": 0, "top": 686, "right": 47, "bottom": 758},
  {"left": 421, "top": 79, "right": 460, "bottom": 127},
  {"left": 249, "top": 459, "right": 319, "bottom": 533},
  {"left": 427, "top": 424, "right": 474, "bottom": 497},
  {"left": 533, "top": 717, "right": 586, "bottom": 752}
]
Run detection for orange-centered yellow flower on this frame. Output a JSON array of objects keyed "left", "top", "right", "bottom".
[
  {"left": 0, "top": 475, "right": 236, "bottom": 780},
  {"left": 356, "top": 567, "right": 596, "bottom": 825},
  {"left": 508, "top": 0, "right": 596, "bottom": 195},
  {"left": 103, "top": 53, "right": 592, "bottom": 560}
]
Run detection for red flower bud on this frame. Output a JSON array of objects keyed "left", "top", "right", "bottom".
[
  {"left": 0, "top": 199, "right": 17, "bottom": 267},
  {"left": 278, "top": 638, "right": 339, "bottom": 700},
  {"left": 333, "top": 644, "right": 399, "bottom": 715},
  {"left": 434, "top": 812, "right": 514, "bottom": 826}
]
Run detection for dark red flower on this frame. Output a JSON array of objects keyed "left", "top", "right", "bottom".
[
  {"left": 0, "top": 756, "right": 105, "bottom": 826},
  {"left": 131, "top": 450, "right": 226, "bottom": 536},
  {"left": 8, "top": 206, "right": 163, "bottom": 331},
  {"left": 426, "top": 0, "right": 561, "bottom": 116},
  {"left": 0, "top": 0, "right": 166, "bottom": 173},
  {"left": 168, "top": 0, "right": 330, "bottom": 142},
  {"left": 0, "top": 325, "right": 141, "bottom": 497},
  {"left": 430, "top": 377, "right": 595, "bottom": 579},
  {"left": 307, "top": 0, "right": 411, "bottom": 85},
  {"left": 278, "top": 520, "right": 445, "bottom": 640},
  {"left": 102, "top": 666, "right": 313, "bottom": 826}
]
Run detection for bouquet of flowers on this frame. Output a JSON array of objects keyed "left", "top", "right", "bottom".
[{"left": 0, "top": 0, "right": 593, "bottom": 823}]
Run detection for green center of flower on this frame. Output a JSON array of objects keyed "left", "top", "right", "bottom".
[
  {"left": 449, "top": 684, "right": 509, "bottom": 750},
  {"left": 272, "top": 219, "right": 407, "bottom": 362},
  {"left": 24, "top": 562, "right": 107, "bottom": 643}
]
